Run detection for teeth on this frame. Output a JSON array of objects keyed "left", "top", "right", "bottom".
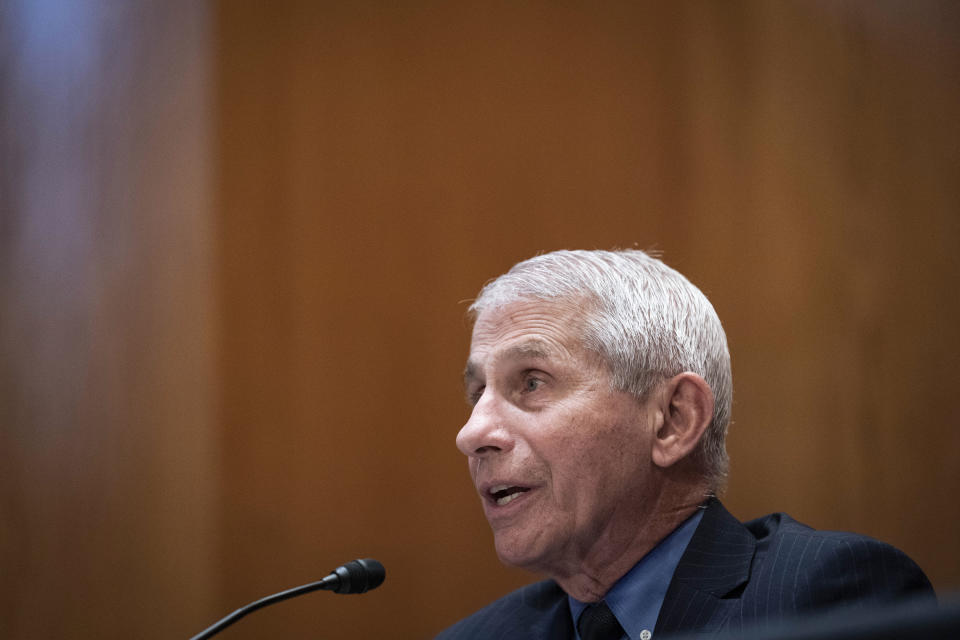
[
  {"left": 488, "top": 483, "right": 530, "bottom": 506},
  {"left": 496, "top": 492, "right": 523, "bottom": 506}
]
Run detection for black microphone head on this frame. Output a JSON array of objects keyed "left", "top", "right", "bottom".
[{"left": 331, "top": 558, "right": 385, "bottom": 594}]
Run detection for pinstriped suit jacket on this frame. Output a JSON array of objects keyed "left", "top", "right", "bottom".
[{"left": 435, "top": 499, "right": 933, "bottom": 639}]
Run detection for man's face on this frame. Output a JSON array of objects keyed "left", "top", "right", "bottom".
[{"left": 457, "top": 299, "right": 659, "bottom": 578}]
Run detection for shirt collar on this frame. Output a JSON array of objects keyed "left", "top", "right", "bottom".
[{"left": 568, "top": 508, "right": 704, "bottom": 639}]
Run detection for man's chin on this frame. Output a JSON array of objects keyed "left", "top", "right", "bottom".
[{"left": 493, "top": 534, "right": 550, "bottom": 573}]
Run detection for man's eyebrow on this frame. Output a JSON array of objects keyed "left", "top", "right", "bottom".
[
  {"left": 503, "top": 339, "right": 555, "bottom": 361},
  {"left": 462, "top": 339, "right": 556, "bottom": 387}
]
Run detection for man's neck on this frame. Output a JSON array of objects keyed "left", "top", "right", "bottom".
[{"left": 553, "top": 491, "right": 708, "bottom": 602}]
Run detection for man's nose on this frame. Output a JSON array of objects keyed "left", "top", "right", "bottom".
[{"left": 456, "top": 393, "right": 514, "bottom": 458}]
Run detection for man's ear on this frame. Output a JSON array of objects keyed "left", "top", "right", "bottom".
[{"left": 651, "top": 372, "right": 714, "bottom": 469}]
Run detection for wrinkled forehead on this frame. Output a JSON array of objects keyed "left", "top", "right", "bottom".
[{"left": 467, "top": 298, "right": 595, "bottom": 365}]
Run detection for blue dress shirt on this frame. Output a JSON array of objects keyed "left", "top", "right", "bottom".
[{"left": 569, "top": 508, "right": 704, "bottom": 640}]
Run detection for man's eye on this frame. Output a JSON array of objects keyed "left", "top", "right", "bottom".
[
  {"left": 523, "top": 377, "right": 543, "bottom": 392},
  {"left": 467, "top": 385, "right": 485, "bottom": 405}
]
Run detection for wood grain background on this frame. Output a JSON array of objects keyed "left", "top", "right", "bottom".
[{"left": 2, "top": 1, "right": 958, "bottom": 638}]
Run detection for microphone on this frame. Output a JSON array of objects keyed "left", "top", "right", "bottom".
[{"left": 189, "top": 558, "right": 385, "bottom": 640}]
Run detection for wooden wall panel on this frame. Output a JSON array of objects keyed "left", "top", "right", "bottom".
[
  {"left": 1, "top": 2, "right": 216, "bottom": 638},
  {"left": 687, "top": 0, "right": 960, "bottom": 566},
  {"left": 216, "top": 4, "right": 685, "bottom": 637},
  {"left": 216, "top": 2, "right": 959, "bottom": 637}
]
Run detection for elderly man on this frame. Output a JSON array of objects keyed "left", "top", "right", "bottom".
[{"left": 437, "top": 250, "right": 932, "bottom": 640}]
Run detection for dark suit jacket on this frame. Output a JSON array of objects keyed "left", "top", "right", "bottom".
[{"left": 435, "top": 499, "right": 933, "bottom": 639}]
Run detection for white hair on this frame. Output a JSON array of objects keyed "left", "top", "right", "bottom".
[{"left": 469, "top": 249, "right": 732, "bottom": 489}]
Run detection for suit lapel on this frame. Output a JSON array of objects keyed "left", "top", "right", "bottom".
[
  {"left": 654, "top": 499, "right": 756, "bottom": 635},
  {"left": 516, "top": 579, "right": 576, "bottom": 640},
  {"left": 535, "top": 600, "right": 575, "bottom": 640}
]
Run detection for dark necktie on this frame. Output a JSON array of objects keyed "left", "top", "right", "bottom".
[{"left": 577, "top": 601, "right": 625, "bottom": 640}]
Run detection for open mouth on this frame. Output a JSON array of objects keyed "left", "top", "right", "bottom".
[{"left": 488, "top": 484, "right": 531, "bottom": 506}]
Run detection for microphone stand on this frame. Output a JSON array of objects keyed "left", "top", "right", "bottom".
[
  {"left": 191, "top": 579, "right": 334, "bottom": 640},
  {"left": 189, "top": 558, "right": 385, "bottom": 640}
]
